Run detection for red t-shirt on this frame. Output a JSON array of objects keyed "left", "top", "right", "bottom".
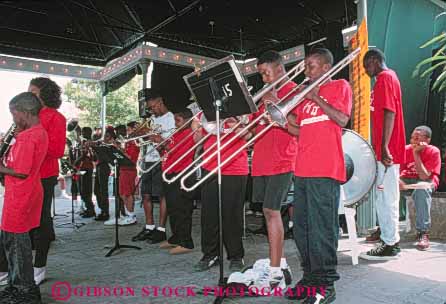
[
  {"left": 162, "top": 128, "right": 196, "bottom": 174},
  {"left": 293, "top": 79, "right": 352, "bottom": 182},
  {"left": 121, "top": 141, "right": 140, "bottom": 171},
  {"left": 39, "top": 107, "right": 66, "bottom": 178},
  {"left": 371, "top": 69, "right": 406, "bottom": 164},
  {"left": 400, "top": 144, "right": 441, "bottom": 189},
  {"left": 251, "top": 82, "right": 298, "bottom": 176},
  {"left": 201, "top": 127, "right": 249, "bottom": 176},
  {"left": 1, "top": 124, "right": 48, "bottom": 233}
]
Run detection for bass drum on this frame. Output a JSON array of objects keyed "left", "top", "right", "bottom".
[{"left": 341, "top": 129, "right": 377, "bottom": 207}]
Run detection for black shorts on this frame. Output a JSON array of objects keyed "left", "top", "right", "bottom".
[
  {"left": 140, "top": 162, "right": 164, "bottom": 197},
  {"left": 252, "top": 172, "right": 293, "bottom": 210}
]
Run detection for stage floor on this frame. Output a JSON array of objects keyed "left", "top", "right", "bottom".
[{"left": 1, "top": 195, "right": 445, "bottom": 304}]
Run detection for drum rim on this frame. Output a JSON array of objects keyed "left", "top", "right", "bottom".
[{"left": 342, "top": 128, "right": 378, "bottom": 208}]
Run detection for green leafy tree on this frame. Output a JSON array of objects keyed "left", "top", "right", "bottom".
[
  {"left": 413, "top": 32, "right": 446, "bottom": 91},
  {"left": 64, "top": 76, "right": 140, "bottom": 128},
  {"left": 413, "top": 32, "right": 446, "bottom": 190}
]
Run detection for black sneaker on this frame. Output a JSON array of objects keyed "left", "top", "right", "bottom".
[
  {"left": 359, "top": 241, "right": 401, "bottom": 260},
  {"left": 149, "top": 230, "right": 166, "bottom": 244},
  {"left": 132, "top": 228, "right": 154, "bottom": 242},
  {"left": 94, "top": 213, "right": 109, "bottom": 221},
  {"left": 229, "top": 258, "right": 245, "bottom": 272},
  {"left": 193, "top": 255, "right": 219, "bottom": 272},
  {"left": 16, "top": 288, "right": 42, "bottom": 304},
  {"left": 303, "top": 286, "right": 336, "bottom": 304},
  {"left": 81, "top": 210, "right": 96, "bottom": 218},
  {"left": 285, "top": 280, "right": 309, "bottom": 300},
  {"left": 0, "top": 286, "right": 20, "bottom": 303},
  {"left": 0, "top": 287, "right": 41, "bottom": 304},
  {"left": 285, "top": 228, "right": 294, "bottom": 240}
]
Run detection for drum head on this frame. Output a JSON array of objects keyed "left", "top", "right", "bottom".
[{"left": 341, "top": 129, "right": 377, "bottom": 207}]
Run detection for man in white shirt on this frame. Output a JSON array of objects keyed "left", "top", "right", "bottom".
[{"left": 132, "top": 89, "right": 175, "bottom": 244}]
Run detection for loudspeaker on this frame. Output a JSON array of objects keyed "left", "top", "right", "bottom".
[{"left": 138, "top": 89, "right": 151, "bottom": 118}]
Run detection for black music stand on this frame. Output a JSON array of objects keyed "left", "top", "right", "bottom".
[
  {"left": 56, "top": 171, "right": 86, "bottom": 229},
  {"left": 92, "top": 145, "right": 141, "bottom": 257},
  {"left": 184, "top": 56, "right": 257, "bottom": 304},
  {"left": 52, "top": 189, "right": 68, "bottom": 219}
]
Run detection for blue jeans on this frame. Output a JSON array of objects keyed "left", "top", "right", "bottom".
[
  {"left": 293, "top": 177, "right": 340, "bottom": 286},
  {"left": 0, "top": 230, "right": 37, "bottom": 292},
  {"left": 375, "top": 163, "right": 400, "bottom": 245},
  {"left": 401, "top": 178, "right": 433, "bottom": 233}
]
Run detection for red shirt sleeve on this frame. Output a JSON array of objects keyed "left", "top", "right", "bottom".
[
  {"left": 399, "top": 146, "right": 411, "bottom": 172},
  {"left": 10, "top": 136, "right": 35, "bottom": 175},
  {"left": 374, "top": 74, "right": 396, "bottom": 113},
  {"left": 423, "top": 146, "right": 441, "bottom": 177},
  {"left": 45, "top": 112, "right": 66, "bottom": 159},
  {"left": 327, "top": 80, "right": 352, "bottom": 116}
]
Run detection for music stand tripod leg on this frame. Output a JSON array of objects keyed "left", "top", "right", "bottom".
[
  {"left": 105, "top": 160, "right": 141, "bottom": 257},
  {"left": 52, "top": 191, "right": 68, "bottom": 219},
  {"left": 56, "top": 175, "right": 85, "bottom": 229}
]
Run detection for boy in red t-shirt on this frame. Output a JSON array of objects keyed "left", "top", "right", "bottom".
[
  {"left": 360, "top": 48, "right": 406, "bottom": 261},
  {"left": 399, "top": 126, "right": 441, "bottom": 250},
  {"left": 251, "top": 50, "right": 297, "bottom": 288},
  {"left": 192, "top": 114, "right": 249, "bottom": 272},
  {"left": 117, "top": 121, "right": 140, "bottom": 226},
  {"left": 285, "top": 48, "right": 352, "bottom": 303},
  {"left": 0, "top": 92, "right": 48, "bottom": 303},
  {"left": 160, "top": 109, "right": 196, "bottom": 254}
]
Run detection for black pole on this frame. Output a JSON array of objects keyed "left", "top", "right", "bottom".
[
  {"left": 105, "top": 159, "right": 141, "bottom": 257},
  {"left": 208, "top": 77, "right": 228, "bottom": 304}
]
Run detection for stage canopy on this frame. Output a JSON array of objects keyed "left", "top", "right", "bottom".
[{"left": 0, "top": 0, "right": 355, "bottom": 67}]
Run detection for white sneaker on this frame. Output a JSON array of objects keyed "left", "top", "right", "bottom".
[
  {"left": 118, "top": 216, "right": 137, "bottom": 226},
  {"left": 253, "top": 267, "right": 286, "bottom": 291},
  {"left": 0, "top": 272, "right": 8, "bottom": 286},
  {"left": 59, "top": 190, "right": 71, "bottom": 200},
  {"left": 34, "top": 267, "right": 46, "bottom": 285},
  {"left": 104, "top": 217, "right": 117, "bottom": 226}
]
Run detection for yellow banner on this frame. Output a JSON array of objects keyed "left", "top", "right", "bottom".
[{"left": 349, "top": 20, "right": 371, "bottom": 140}]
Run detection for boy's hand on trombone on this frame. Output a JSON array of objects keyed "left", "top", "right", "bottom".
[
  {"left": 225, "top": 117, "right": 239, "bottom": 129},
  {"left": 261, "top": 90, "right": 279, "bottom": 107},
  {"left": 304, "top": 86, "right": 320, "bottom": 101},
  {"left": 147, "top": 134, "right": 162, "bottom": 143}
]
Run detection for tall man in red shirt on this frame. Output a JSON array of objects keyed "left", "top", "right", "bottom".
[
  {"left": 251, "top": 50, "right": 297, "bottom": 288},
  {"left": 161, "top": 109, "right": 196, "bottom": 255},
  {"left": 360, "top": 49, "right": 406, "bottom": 260},
  {"left": 286, "top": 48, "right": 352, "bottom": 304},
  {"left": 28, "top": 77, "right": 66, "bottom": 285},
  {"left": 0, "top": 92, "right": 48, "bottom": 303},
  {"left": 399, "top": 126, "right": 441, "bottom": 250}
]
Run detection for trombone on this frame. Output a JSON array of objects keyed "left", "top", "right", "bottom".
[
  {"left": 136, "top": 111, "right": 202, "bottom": 174},
  {"left": 123, "top": 119, "right": 161, "bottom": 145},
  {"left": 162, "top": 59, "right": 307, "bottom": 184},
  {"left": 178, "top": 48, "right": 361, "bottom": 192}
]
